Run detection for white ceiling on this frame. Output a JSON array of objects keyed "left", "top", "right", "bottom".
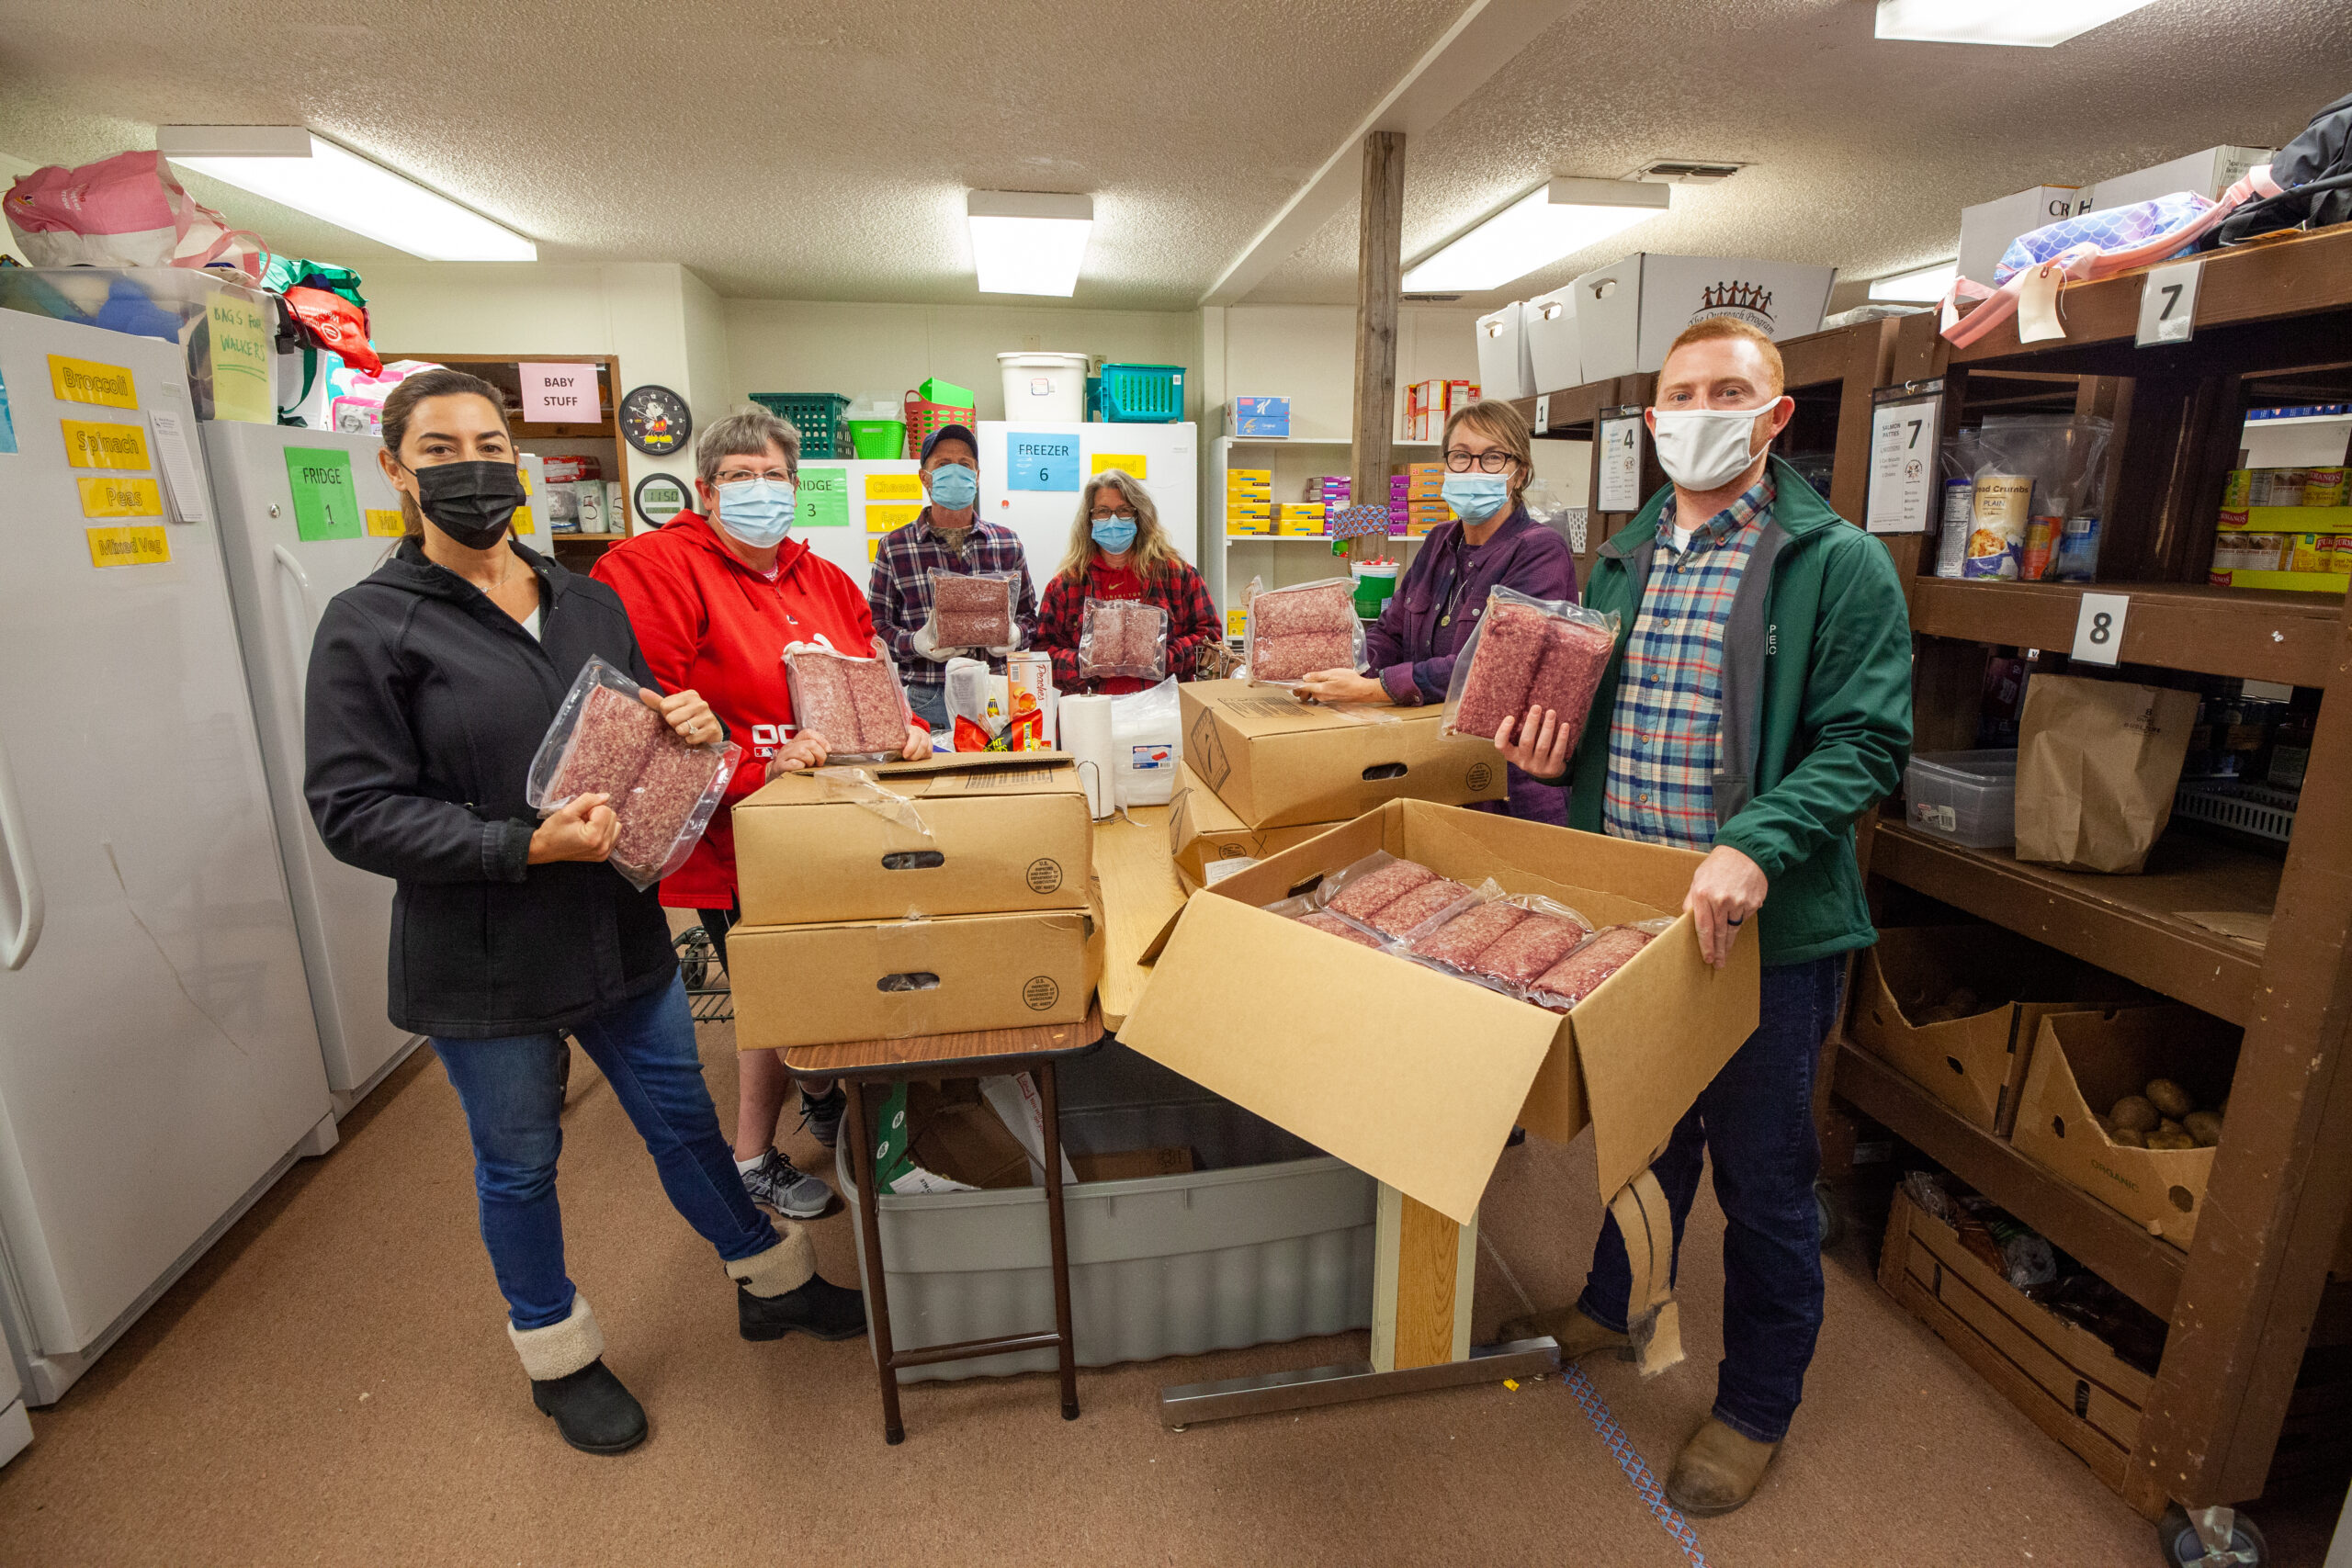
[{"left": 4, "top": 0, "right": 2348, "bottom": 314}]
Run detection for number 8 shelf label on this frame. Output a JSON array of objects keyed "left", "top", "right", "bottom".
[{"left": 2072, "top": 592, "right": 2131, "bottom": 666}]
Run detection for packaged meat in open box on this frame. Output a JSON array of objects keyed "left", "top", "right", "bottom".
[
  {"left": 527, "top": 656, "right": 742, "bottom": 891},
  {"left": 1441, "top": 586, "right": 1618, "bottom": 750},
  {"left": 1244, "top": 576, "right": 1366, "bottom": 687},
  {"left": 782, "top": 637, "right": 916, "bottom": 762}
]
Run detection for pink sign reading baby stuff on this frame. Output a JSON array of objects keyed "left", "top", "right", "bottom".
[{"left": 521, "top": 363, "right": 600, "bottom": 423}]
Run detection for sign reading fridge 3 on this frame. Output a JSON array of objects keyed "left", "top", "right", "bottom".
[{"left": 1008, "top": 431, "right": 1080, "bottom": 491}]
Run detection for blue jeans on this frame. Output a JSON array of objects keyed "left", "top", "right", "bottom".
[
  {"left": 905, "top": 681, "right": 948, "bottom": 733},
  {"left": 431, "top": 976, "right": 782, "bottom": 1329},
  {"left": 1576, "top": 954, "right": 1846, "bottom": 1444}
]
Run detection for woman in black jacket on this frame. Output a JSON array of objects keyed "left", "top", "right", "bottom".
[{"left": 304, "top": 368, "right": 862, "bottom": 1456}]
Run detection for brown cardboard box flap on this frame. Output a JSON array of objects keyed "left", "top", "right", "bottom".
[
  {"left": 1180, "top": 680, "right": 1504, "bottom": 829},
  {"left": 1167, "top": 762, "right": 1346, "bottom": 890},
  {"left": 757, "top": 749, "right": 1077, "bottom": 790}
]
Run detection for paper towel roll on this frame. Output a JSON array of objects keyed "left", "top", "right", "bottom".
[{"left": 1059, "top": 694, "right": 1115, "bottom": 818}]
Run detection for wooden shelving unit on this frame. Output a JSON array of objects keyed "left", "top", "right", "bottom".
[{"left": 1834, "top": 223, "right": 2352, "bottom": 1529}]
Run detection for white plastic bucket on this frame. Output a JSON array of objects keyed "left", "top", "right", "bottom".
[{"left": 998, "top": 351, "right": 1090, "bottom": 422}]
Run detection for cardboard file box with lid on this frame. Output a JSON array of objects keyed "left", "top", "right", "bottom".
[
  {"left": 1850, "top": 925, "right": 2155, "bottom": 1136},
  {"left": 1475, "top": 301, "right": 1536, "bottom": 400},
  {"left": 1523, "top": 286, "right": 1580, "bottom": 394},
  {"left": 2009, "top": 1006, "right": 2236, "bottom": 1248},
  {"left": 1181, "top": 680, "right": 1504, "bottom": 830},
  {"left": 1166, "top": 763, "right": 1345, "bottom": 889},
  {"left": 1568, "top": 254, "right": 1837, "bottom": 382},
  {"left": 2084, "top": 144, "right": 2273, "bottom": 212},
  {"left": 1124, "top": 802, "right": 1759, "bottom": 1225},
  {"left": 730, "top": 752, "right": 1092, "bottom": 926}
]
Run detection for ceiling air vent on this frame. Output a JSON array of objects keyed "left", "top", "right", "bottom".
[
  {"left": 1636, "top": 161, "right": 1744, "bottom": 185},
  {"left": 1403, "top": 293, "right": 1464, "bottom": 302}
]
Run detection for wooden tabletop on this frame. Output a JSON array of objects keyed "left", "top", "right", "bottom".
[
  {"left": 782, "top": 1006, "right": 1106, "bottom": 1077},
  {"left": 1090, "top": 806, "right": 1191, "bottom": 1029}
]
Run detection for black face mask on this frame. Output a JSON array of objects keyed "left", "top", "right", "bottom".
[{"left": 405, "top": 459, "right": 526, "bottom": 550}]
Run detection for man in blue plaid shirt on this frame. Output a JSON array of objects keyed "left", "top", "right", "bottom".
[{"left": 866, "top": 423, "right": 1040, "bottom": 730}]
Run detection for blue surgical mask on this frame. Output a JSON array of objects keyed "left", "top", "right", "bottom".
[
  {"left": 1441, "top": 473, "right": 1510, "bottom": 524},
  {"left": 926, "top": 463, "right": 979, "bottom": 510},
  {"left": 1091, "top": 517, "right": 1138, "bottom": 555},
  {"left": 714, "top": 477, "right": 796, "bottom": 547}
]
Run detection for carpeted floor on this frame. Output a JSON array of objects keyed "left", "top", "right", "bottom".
[{"left": 0, "top": 1008, "right": 2282, "bottom": 1566}]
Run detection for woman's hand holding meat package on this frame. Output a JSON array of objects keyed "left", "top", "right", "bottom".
[{"left": 529, "top": 792, "right": 618, "bottom": 864}]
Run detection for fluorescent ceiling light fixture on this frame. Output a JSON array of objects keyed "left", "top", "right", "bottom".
[
  {"left": 158, "top": 126, "right": 536, "bottom": 261},
  {"left": 1402, "top": 178, "right": 1669, "bottom": 294},
  {"left": 1870, "top": 260, "right": 1959, "bottom": 301},
  {"left": 967, "top": 191, "right": 1093, "bottom": 297},
  {"left": 1874, "top": 0, "right": 2161, "bottom": 47}
]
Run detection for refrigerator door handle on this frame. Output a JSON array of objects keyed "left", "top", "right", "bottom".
[
  {"left": 272, "top": 546, "right": 317, "bottom": 669},
  {"left": 0, "top": 730, "right": 44, "bottom": 971}
]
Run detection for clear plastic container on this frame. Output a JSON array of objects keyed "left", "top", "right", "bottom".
[
  {"left": 0, "top": 265, "right": 277, "bottom": 422},
  {"left": 1905, "top": 749, "right": 2018, "bottom": 848}
]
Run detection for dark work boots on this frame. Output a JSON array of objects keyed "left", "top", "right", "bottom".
[
  {"left": 739, "top": 1273, "right": 867, "bottom": 1342},
  {"left": 531, "top": 1359, "right": 649, "bottom": 1454}
]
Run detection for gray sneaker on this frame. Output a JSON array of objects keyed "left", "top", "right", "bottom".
[{"left": 740, "top": 1151, "right": 832, "bottom": 1219}]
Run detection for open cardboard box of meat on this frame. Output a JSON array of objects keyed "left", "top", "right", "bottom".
[
  {"left": 1180, "top": 680, "right": 1505, "bottom": 830},
  {"left": 1122, "top": 801, "right": 1759, "bottom": 1225}
]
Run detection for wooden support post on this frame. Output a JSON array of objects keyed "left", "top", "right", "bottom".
[
  {"left": 1372, "top": 1184, "right": 1476, "bottom": 1372},
  {"left": 1351, "top": 130, "right": 1406, "bottom": 551}
]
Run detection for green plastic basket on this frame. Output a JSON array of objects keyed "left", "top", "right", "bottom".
[
  {"left": 916, "top": 376, "right": 976, "bottom": 409},
  {"left": 1091, "top": 362, "right": 1185, "bottom": 423},
  {"left": 845, "top": 419, "right": 906, "bottom": 459},
  {"left": 749, "top": 392, "right": 851, "bottom": 457}
]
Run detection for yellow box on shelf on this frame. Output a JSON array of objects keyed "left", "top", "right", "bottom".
[
  {"left": 2219, "top": 504, "right": 2352, "bottom": 535},
  {"left": 1276, "top": 502, "right": 1326, "bottom": 536},
  {"left": 2209, "top": 569, "right": 2347, "bottom": 594}
]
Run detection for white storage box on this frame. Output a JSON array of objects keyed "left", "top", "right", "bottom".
[
  {"left": 1958, "top": 186, "right": 2086, "bottom": 285},
  {"left": 998, "top": 352, "right": 1090, "bottom": 423},
  {"left": 1475, "top": 301, "right": 1535, "bottom": 400},
  {"left": 1524, "top": 286, "right": 1580, "bottom": 393},
  {"left": 1569, "top": 254, "right": 1838, "bottom": 382},
  {"left": 842, "top": 1044, "right": 1375, "bottom": 1382},
  {"left": 1905, "top": 749, "right": 2018, "bottom": 849},
  {"left": 2086, "top": 145, "right": 2272, "bottom": 213}
]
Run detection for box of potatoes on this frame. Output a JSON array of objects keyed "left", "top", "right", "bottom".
[{"left": 2008, "top": 1006, "right": 2234, "bottom": 1248}]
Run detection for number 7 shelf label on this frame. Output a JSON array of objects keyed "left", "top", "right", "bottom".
[
  {"left": 2072, "top": 592, "right": 2131, "bottom": 665},
  {"left": 2137, "top": 259, "right": 2201, "bottom": 347}
]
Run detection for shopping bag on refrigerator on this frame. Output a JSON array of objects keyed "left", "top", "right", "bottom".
[{"left": 5, "top": 151, "right": 265, "bottom": 279}]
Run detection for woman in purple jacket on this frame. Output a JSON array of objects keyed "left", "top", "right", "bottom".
[{"left": 1295, "top": 399, "right": 1576, "bottom": 823}]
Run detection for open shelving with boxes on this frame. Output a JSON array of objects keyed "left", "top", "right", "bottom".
[
  {"left": 1207, "top": 431, "right": 1442, "bottom": 640},
  {"left": 1827, "top": 223, "right": 2352, "bottom": 1529}
]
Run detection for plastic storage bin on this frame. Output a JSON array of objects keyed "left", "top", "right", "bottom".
[
  {"left": 749, "top": 392, "right": 851, "bottom": 457},
  {"left": 1524, "top": 287, "right": 1580, "bottom": 393},
  {"left": 904, "top": 393, "right": 974, "bottom": 458},
  {"left": 840, "top": 1044, "right": 1375, "bottom": 1382},
  {"left": 1905, "top": 749, "right": 2018, "bottom": 848},
  {"left": 0, "top": 265, "right": 277, "bottom": 423},
  {"left": 998, "top": 352, "right": 1090, "bottom": 422},
  {"left": 844, "top": 419, "right": 906, "bottom": 458},
  {"left": 1476, "top": 302, "right": 1535, "bottom": 400},
  {"left": 1091, "top": 361, "right": 1185, "bottom": 423}
]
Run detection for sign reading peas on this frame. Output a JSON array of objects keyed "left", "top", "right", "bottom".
[{"left": 1007, "top": 432, "right": 1079, "bottom": 491}]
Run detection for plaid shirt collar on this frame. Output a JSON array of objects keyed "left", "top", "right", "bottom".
[
  {"left": 918, "top": 508, "right": 987, "bottom": 555},
  {"left": 1657, "top": 472, "right": 1775, "bottom": 555}
]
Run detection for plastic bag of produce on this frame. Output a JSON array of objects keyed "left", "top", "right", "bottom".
[
  {"left": 527, "top": 656, "right": 741, "bottom": 891},
  {"left": 926, "top": 569, "right": 1021, "bottom": 649},
  {"left": 1079, "top": 597, "right": 1170, "bottom": 683},
  {"left": 1243, "top": 576, "right": 1365, "bottom": 687},
  {"left": 781, "top": 636, "right": 916, "bottom": 763},
  {"left": 1441, "top": 586, "right": 1619, "bottom": 749}
]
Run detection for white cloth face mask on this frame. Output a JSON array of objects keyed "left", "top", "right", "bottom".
[{"left": 1650, "top": 401, "right": 1780, "bottom": 491}]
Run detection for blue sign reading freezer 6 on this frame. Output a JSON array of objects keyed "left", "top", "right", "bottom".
[{"left": 1007, "top": 432, "right": 1079, "bottom": 491}]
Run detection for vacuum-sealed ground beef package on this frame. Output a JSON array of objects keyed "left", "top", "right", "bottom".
[
  {"left": 783, "top": 641, "right": 912, "bottom": 760},
  {"left": 1471, "top": 908, "right": 1593, "bottom": 988},
  {"left": 1408, "top": 900, "right": 1527, "bottom": 969},
  {"left": 1362, "top": 876, "right": 1476, "bottom": 939},
  {"left": 928, "top": 570, "right": 1020, "bottom": 649},
  {"left": 1321, "top": 853, "right": 1436, "bottom": 920},
  {"left": 1530, "top": 924, "right": 1661, "bottom": 1010},
  {"left": 1298, "top": 910, "right": 1386, "bottom": 950},
  {"left": 528, "top": 656, "right": 742, "bottom": 891},
  {"left": 1080, "top": 597, "right": 1170, "bottom": 682},
  {"left": 1442, "top": 586, "right": 1619, "bottom": 747},
  {"left": 1245, "top": 578, "right": 1364, "bottom": 685}
]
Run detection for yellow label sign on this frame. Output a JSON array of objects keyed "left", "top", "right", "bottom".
[
  {"left": 513, "top": 505, "right": 536, "bottom": 536},
  {"left": 867, "top": 502, "right": 922, "bottom": 534},
  {"left": 77, "top": 476, "right": 164, "bottom": 518},
  {"left": 1092, "top": 453, "right": 1147, "bottom": 479},
  {"left": 61, "top": 419, "right": 152, "bottom": 469},
  {"left": 867, "top": 536, "right": 883, "bottom": 561},
  {"left": 50, "top": 355, "right": 138, "bottom": 410},
  {"left": 206, "top": 292, "right": 276, "bottom": 424},
  {"left": 865, "top": 472, "right": 923, "bottom": 502},
  {"left": 86, "top": 525, "right": 172, "bottom": 569},
  {"left": 366, "top": 508, "right": 407, "bottom": 537}
]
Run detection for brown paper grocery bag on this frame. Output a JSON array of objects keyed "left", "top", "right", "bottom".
[{"left": 2014, "top": 675, "right": 2199, "bottom": 874}]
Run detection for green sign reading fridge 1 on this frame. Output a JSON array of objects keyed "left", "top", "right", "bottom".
[{"left": 285, "top": 446, "right": 363, "bottom": 541}]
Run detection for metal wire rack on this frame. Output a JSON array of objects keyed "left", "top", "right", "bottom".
[{"left": 675, "top": 925, "right": 733, "bottom": 1023}]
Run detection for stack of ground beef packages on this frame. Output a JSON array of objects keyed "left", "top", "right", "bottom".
[
  {"left": 1248, "top": 580, "right": 1360, "bottom": 683},
  {"left": 1445, "top": 592, "right": 1616, "bottom": 748},
  {"left": 1080, "top": 598, "right": 1170, "bottom": 682},
  {"left": 783, "top": 645, "right": 912, "bottom": 759},
  {"left": 540, "top": 675, "right": 738, "bottom": 887},
  {"left": 929, "top": 570, "right": 1019, "bottom": 649}
]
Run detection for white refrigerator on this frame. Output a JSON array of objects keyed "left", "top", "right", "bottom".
[
  {"left": 0, "top": 310, "right": 334, "bottom": 1404},
  {"left": 976, "top": 421, "right": 1200, "bottom": 579}
]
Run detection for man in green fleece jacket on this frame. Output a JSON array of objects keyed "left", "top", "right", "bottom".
[{"left": 1496, "top": 318, "right": 1913, "bottom": 1516}]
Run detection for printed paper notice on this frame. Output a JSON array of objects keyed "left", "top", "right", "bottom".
[
  {"left": 1866, "top": 397, "right": 1939, "bottom": 535},
  {"left": 77, "top": 476, "right": 164, "bottom": 518},
  {"left": 1008, "top": 431, "right": 1080, "bottom": 491},
  {"left": 1596, "top": 414, "right": 1643, "bottom": 512},
  {"left": 864, "top": 472, "right": 923, "bottom": 502},
  {"left": 1092, "top": 452, "right": 1147, "bottom": 479},
  {"left": 521, "top": 363, "right": 601, "bottom": 423},
  {"left": 286, "top": 446, "right": 365, "bottom": 541},
  {"left": 86, "top": 525, "right": 172, "bottom": 569},
  {"left": 797, "top": 466, "right": 851, "bottom": 527},
  {"left": 61, "top": 419, "right": 151, "bottom": 469},
  {"left": 206, "top": 290, "right": 276, "bottom": 424},
  {"left": 49, "top": 355, "right": 138, "bottom": 410},
  {"left": 146, "top": 406, "right": 210, "bottom": 523}
]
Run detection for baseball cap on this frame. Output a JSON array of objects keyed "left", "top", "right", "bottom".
[{"left": 920, "top": 423, "right": 978, "bottom": 463}]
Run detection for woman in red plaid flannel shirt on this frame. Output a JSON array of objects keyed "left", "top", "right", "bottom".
[{"left": 1035, "top": 469, "right": 1221, "bottom": 694}]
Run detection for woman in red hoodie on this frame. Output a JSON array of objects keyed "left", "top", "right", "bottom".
[{"left": 595, "top": 410, "right": 926, "bottom": 1220}]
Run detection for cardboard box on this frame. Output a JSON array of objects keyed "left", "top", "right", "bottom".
[
  {"left": 1233, "top": 397, "right": 1290, "bottom": 420},
  {"left": 2010, "top": 1006, "right": 2237, "bottom": 1248},
  {"left": 1570, "top": 253, "right": 1838, "bottom": 380},
  {"left": 1277, "top": 503, "right": 1327, "bottom": 536},
  {"left": 732, "top": 752, "right": 1092, "bottom": 926},
  {"left": 1181, "top": 680, "right": 1506, "bottom": 829},
  {"left": 1850, "top": 925, "right": 2154, "bottom": 1136},
  {"left": 1167, "top": 762, "right": 1344, "bottom": 888},
  {"left": 730, "top": 897, "right": 1102, "bottom": 1052},
  {"left": 1476, "top": 302, "right": 1534, "bottom": 401},
  {"left": 1958, "top": 186, "right": 2087, "bottom": 284},
  {"left": 1879, "top": 1189, "right": 2150, "bottom": 1493},
  {"left": 2086, "top": 145, "right": 2272, "bottom": 212},
  {"left": 1123, "top": 802, "right": 1759, "bottom": 1223}
]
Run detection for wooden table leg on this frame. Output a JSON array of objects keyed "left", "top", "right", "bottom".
[
  {"left": 842, "top": 1077, "right": 906, "bottom": 1444},
  {"left": 1372, "top": 1184, "right": 1476, "bottom": 1372},
  {"left": 1038, "top": 1060, "right": 1080, "bottom": 1420}
]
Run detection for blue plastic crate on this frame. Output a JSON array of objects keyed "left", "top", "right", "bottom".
[{"left": 1091, "top": 362, "right": 1185, "bottom": 423}]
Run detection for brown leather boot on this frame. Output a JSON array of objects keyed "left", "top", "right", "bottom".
[
  {"left": 1665, "top": 1417, "right": 1779, "bottom": 1516},
  {"left": 1494, "top": 1303, "right": 1631, "bottom": 1359}
]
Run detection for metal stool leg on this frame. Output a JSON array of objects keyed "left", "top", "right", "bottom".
[
  {"left": 842, "top": 1077, "right": 906, "bottom": 1444},
  {"left": 1038, "top": 1060, "right": 1080, "bottom": 1420}
]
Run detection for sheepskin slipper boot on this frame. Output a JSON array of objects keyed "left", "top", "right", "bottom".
[
  {"left": 1494, "top": 1303, "right": 1633, "bottom": 1360},
  {"left": 1665, "top": 1416, "right": 1780, "bottom": 1516},
  {"left": 729, "top": 1228, "right": 866, "bottom": 1342},
  {"left": 510, "top": 1296, "right": 646, "bottom": 1455}
]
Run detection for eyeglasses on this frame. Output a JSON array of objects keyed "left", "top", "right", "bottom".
[
  {"left": 717, "top": 468, "right": 792, "bottom": 485},
  {"left": 1091, "top": 509, "right": 1138, "bottom": 523},
  {"left": 1443, "top": 448, "right": 1517, "bottom": 473}
]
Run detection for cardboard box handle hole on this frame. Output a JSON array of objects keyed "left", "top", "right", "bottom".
[
  {"left": 2168, "top": 1185, "right": 2195, "bottom": 1213},
  {"left": 1284, "top": 874, "right": 1322, "bottom": 899},
  {"left": 1361, "top": 763, "right": 1409, "bottom": 781},
  {"left": 877, "top": 972, "right": 941, "bottom": 992},
  {"left": 2052, "top": 1114, "right": 2068, "bottom": 1139},
  {"left": 1945, "top": 1055, "right": 1966, "bottom": 1077},
  {"left": 880, "top": 851, "right": 946, "bottom": 871}
]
